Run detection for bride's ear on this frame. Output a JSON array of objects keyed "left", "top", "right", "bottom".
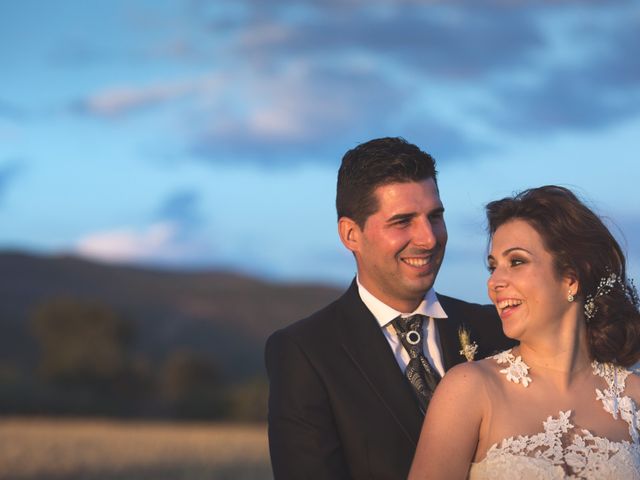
[
  {"left": 564, "top": 270, "right": 579, "bottom": 299},
  {"left": 338, "top": 217, "right": 361, "bottom": 253}
]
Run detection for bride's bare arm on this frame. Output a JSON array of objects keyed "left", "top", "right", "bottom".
[{"left": 408, "top": 362, "right": 488, "bottom": 480}]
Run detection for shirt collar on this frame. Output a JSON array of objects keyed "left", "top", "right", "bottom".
[{"left": 356, "top": 276, "right": 448, "bottom": 329}]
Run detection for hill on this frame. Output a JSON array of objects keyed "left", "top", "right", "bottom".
[{"left": 0, "top": 251, "right": 343, "bottom": 382}]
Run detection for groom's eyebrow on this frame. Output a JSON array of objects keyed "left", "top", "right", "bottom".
[
  {"left": 387, "top": 207, "right": 445, "bottom": 224},
  {"left": 387, "top": 212, "right": 416, "bottom": 223}
]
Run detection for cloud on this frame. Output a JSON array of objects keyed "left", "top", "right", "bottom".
[
  {"left": 155, "top": 189, "right": 203, "bottom": 231},
  {"left": 185, "top": 1, "right": 640, "bottom": 164},
  {"left": 75, "top": 223, "right": 177, "bottom": 262},
  {"left": 188, "top": 63, "right": 398, "bottom": 162},
  {"left": 489, "top": 70, "right": 640, "bottom": 134},
  {"left": 74, "top": 222, "right": 205, "bottom": 264},
  {"left": 68, "top": 0, "right": 640, "bottom": 167},
  {"left": 74, "top": 75, "right": 225, "bottom": 117},
  {"left": 233, "top": 4, "right": 544, "bottom": 79},
  {"left": 75, "top": 190, "right": 210, "bottom": 265},
  {"left": 483, "top": 5, "right": 640, "bottom": 133},
  {"left": 188, "top": 60, "right": 487, "bottom": 164},
  {"left": 593, "top": 19, "right": 640, "bottom": 89}
]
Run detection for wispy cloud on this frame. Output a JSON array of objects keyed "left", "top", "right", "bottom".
[
  {"left": 232, "top": 4, "right": 543, "bottom": 79},
  {"left": 189, "top": 61, "right": 421, "bottom": 163},
  {"left": 74, "top": 222, "right": 205, "bottom": 264},
  {"left": 64, "top": 0, "right": 640, "bottom": 166},
  {"left": 75, "top": 223, "right": 176, "bottom": 262},
  {"left": 487, "top": 7, "right": 640, "bottom": 133},
  {"left": 74, "top": 75, "right": 225, "bottom": 117},
  {"left": 75, "top": 189, "right": 210, "bottom": 265},
  {"left": 155, "top": 189, "right": 203, "bottom": 232}
]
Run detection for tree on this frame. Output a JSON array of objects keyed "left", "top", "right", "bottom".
[
  {"left": 226, "top": 377, "right": 269, "bottom": 421},
  {"left": 162, "top": 349, "right": 227, "bottom": 419},
  {"left": 31, "top": 297, "right": 132, "bottom": 389}
]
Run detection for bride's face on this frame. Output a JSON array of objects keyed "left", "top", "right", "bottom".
[{"left": 486, "top": 219, "right": 577, "bottom": 342}]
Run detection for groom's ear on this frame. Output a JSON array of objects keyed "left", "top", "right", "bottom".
[{"left": 338, "top": 216, "right": 361, "bottom": 253}]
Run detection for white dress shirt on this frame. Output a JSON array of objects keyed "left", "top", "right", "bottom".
[{"left": 357, "top": 278, "right": 448, "bottom": 377}]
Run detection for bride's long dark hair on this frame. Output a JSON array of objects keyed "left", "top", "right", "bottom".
[{"left": 486, "top": 185, "right": 640, "bottom": 367}]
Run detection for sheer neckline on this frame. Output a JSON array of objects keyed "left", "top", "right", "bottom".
[
  {"left": 469, "top": 351, "right": 640, "bottom": 479},
  {"left": 476, "top": 409, "right": 639, "bottom": 478}
]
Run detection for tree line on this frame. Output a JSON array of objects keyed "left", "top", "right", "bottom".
[{"left": 0, "top": 297, "right": 267, "bottom": 421}]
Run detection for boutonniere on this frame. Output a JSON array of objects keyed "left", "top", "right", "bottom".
[{"left": 458, "top": 326, "right": 478, "bottom": 362}]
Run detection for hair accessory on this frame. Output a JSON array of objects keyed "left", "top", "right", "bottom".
[{"left": 584, "top": 272, "right": 640, "bottom": 321}]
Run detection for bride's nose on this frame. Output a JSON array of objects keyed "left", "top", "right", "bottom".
[{"left": 487, "top": 266, "right": 507, "bottom": 292}]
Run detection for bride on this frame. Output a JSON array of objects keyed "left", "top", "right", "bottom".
[{"left": 408, "top": 185, "right": 640, "bottom": 479}]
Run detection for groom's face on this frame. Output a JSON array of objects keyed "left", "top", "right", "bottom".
[{"left": 351, "top": 178, "right": 447, "bottom": 312}]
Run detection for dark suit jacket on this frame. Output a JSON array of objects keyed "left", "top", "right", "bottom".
[{"left": 265, "top": 280, "right": 515, "bottom": 480}]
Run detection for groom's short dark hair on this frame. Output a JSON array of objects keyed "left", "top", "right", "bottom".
[{"left": 336, "top": 137, "right": 438, "bottom": 228}]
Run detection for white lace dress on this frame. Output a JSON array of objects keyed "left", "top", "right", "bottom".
[{"left": 469, "top": 354, "right": 640, "bottom": 479}]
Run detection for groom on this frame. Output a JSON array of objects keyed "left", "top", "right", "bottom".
[{"left": 265, "top": 137, "right": 513, "bottom": 479}]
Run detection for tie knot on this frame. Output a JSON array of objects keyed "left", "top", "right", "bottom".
[
  {"left": 395, "top": 314, "right": 424, "bottom": 333},
  {"left": 393, "top": 314, "right": 425, "bottom": 349}
]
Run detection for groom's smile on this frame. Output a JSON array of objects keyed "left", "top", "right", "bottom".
[{"left": 401, "top": 255, "right": 432, "bottom": 268}]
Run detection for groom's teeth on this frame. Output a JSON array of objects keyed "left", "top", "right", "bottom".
[
  {"left": 402, "top": 257, "right": 429, "bottom": 267},
  {"left": 497, "top": 299, "right": 523, "bottom": 310}
]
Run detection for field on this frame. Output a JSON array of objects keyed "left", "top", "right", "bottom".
[{"left": 0, "top": 417, "right": 272, "bottom": 480}]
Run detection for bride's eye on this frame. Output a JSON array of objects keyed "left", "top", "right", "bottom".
[{"left": 510, "top": 257, "right": 525, "bottom": 267}]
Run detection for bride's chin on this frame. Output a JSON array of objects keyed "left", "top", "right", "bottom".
[{"left": 501, "top": 323, "right": 522, "bottom": 341}]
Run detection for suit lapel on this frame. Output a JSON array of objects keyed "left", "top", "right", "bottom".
[
  {"left": 435, "top": 294, "right": 469, "bottom": 370},
  {"left": 338, "top": 282, "right": 423, "bottom": 445},
  {"left": 434, "top": 316, "right": 464, "bottom": 371}
]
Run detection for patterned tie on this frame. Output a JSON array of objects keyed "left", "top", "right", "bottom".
[{"left": 392, "top": 314, "right": 441, "bottom": 413}]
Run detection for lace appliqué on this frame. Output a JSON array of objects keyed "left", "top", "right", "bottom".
[
  {"left": 470, "top": 356, "right": 640, "bottom": 479},
  {"left": 592, "top": 362, "right": 640, "bottom": 443},
  {"left": 493, "top": 349, "right": 532, "bottom": 387},
  {"left": 480, "top": 410, "right": 639, "bottom": 479}
]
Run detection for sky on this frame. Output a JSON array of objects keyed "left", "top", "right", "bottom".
[{"left": 1, "top": 0, "right": 639, "bottom": 303}]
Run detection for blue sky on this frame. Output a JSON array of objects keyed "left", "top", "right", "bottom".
[{"left": 1, "top": 0, "right": 639, "bottom": 303}]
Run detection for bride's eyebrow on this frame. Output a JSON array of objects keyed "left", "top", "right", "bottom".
[
  {"left": 503, "top": 247, "right": 532, "bottom": 256},
  {"left": 487, "top": 247, "right": 533, "bottom": 262}
]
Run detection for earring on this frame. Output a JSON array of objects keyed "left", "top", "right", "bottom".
[{"left": 567, "top": 292, "right": 575, "bottom": 302}]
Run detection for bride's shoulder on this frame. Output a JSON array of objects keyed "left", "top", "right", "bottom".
[
  {"left": 434, "top": 357, "right": 503, "bottom": 411},
  {"left": 440, "top": 355, "right": 502, "bottom": 390},
  {"left": 431, "top": 362, "right": 488, "bottom": 412}
]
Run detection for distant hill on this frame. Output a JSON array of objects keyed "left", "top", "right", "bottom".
[{"left": 0, "top": 251, "right": 344, "bottom": 381}]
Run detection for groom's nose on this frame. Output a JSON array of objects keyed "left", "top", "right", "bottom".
[{"left": 412, "top": 217, "right": 438, "bottom": 249}]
